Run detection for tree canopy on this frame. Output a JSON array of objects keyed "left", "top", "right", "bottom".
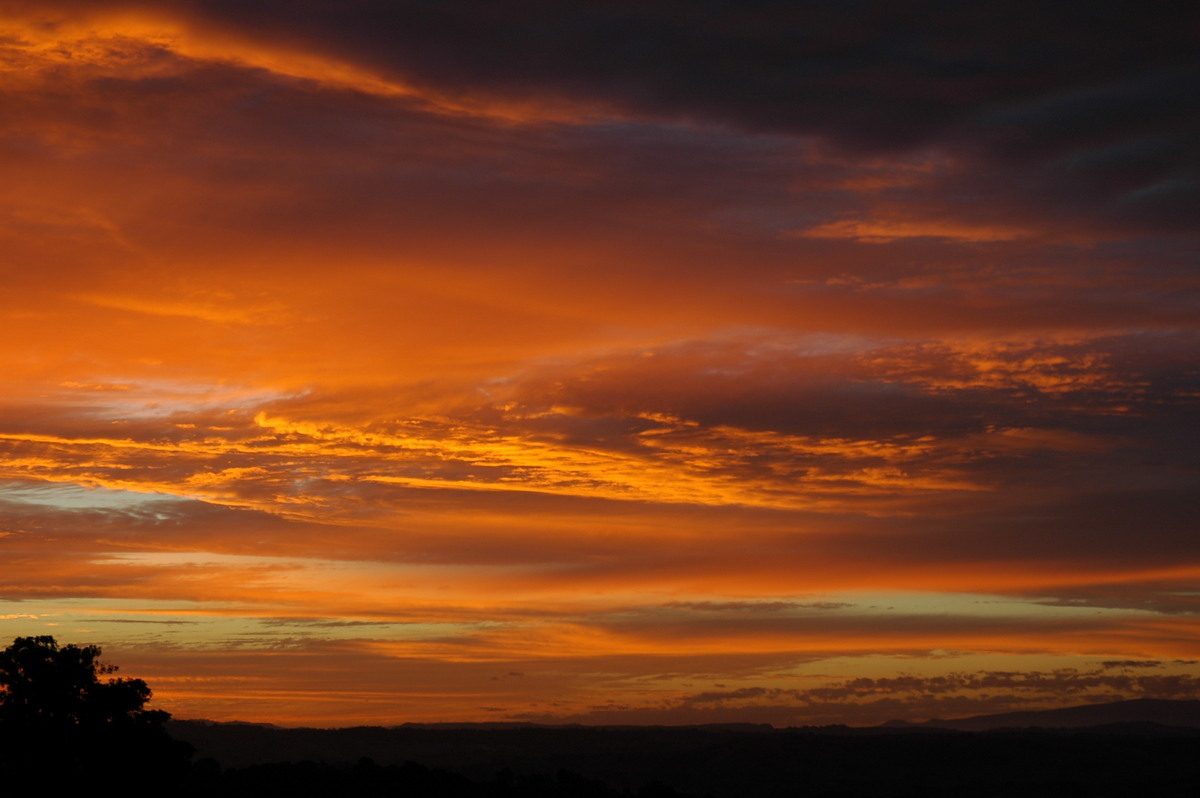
[
  {"left": 0, "top": 635, "right": 191, "bottom": 786},
  {"left": 0, "top": 635, "right": 159, "bottom": 730}
]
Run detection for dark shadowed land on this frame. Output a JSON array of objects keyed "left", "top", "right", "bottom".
[{"left": 167, "top": 699, "right": 1200, "bottom": 798}]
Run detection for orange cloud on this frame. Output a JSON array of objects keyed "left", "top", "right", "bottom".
[
  {"left": 795, "top": 217, "right": 1030, "bottom": 243},
  {"left": 0, "top": 1, "right": 1196, "bottom": 728}
]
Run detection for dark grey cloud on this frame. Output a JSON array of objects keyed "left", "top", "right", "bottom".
[
  {"left": 801, "top": 669, "right": 1200, "bottom": 702},
  {"left": 156, "top": 0, "right": 1199, "bottom": 231},
  {"left": 167, "top": 2, "right": 1193, "bottom": 138}
]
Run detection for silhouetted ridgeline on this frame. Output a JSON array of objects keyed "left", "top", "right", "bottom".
[
  {"left": 168, "top": 700, "right": 1200, "bottom": 798},
  {"left": 882, "top": 697, "right": 1200, "bottom": 732}
]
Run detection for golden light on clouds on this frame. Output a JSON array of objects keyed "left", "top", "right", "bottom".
[{"left": 2, "top": 2, "right": 1198, "bottom": 727}]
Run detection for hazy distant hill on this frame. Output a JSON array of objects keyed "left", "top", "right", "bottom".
[
  {"left": 888, "top": 698, "right": 1200, "bottom": 732},
  {"left": 168, "top": 704, "right": 1200, "bottom": 798}
]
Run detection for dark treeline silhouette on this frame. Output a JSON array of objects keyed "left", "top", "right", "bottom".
[
  {"left": 5, "top": 636, "right": 1200, "bottom": 796},
  {"left": 171, "top": 719, "right": 1200, "bottom": 798},
  {"left": 205, "top": 758, "right": 687, "bottom": 798}
]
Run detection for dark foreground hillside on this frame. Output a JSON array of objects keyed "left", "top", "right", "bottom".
[{"left": 169, "top": 719, "right": 1200, "bottom": 798}]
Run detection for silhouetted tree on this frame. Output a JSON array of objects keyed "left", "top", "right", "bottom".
[{"left": 0, "top": 635, "right": 191, "bottom": 789}]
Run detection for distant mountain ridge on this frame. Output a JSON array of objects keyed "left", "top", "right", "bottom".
[
  {"left": 167, "top": 703, "right": 1200, "bottom": 798},
  {"left": 887, "top": 698, "right": 1200, "bottom": 731}
]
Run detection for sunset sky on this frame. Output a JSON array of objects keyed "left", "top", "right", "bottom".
[{"left": 1, "top": 1, "right": 1198, "bottom": 728}]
